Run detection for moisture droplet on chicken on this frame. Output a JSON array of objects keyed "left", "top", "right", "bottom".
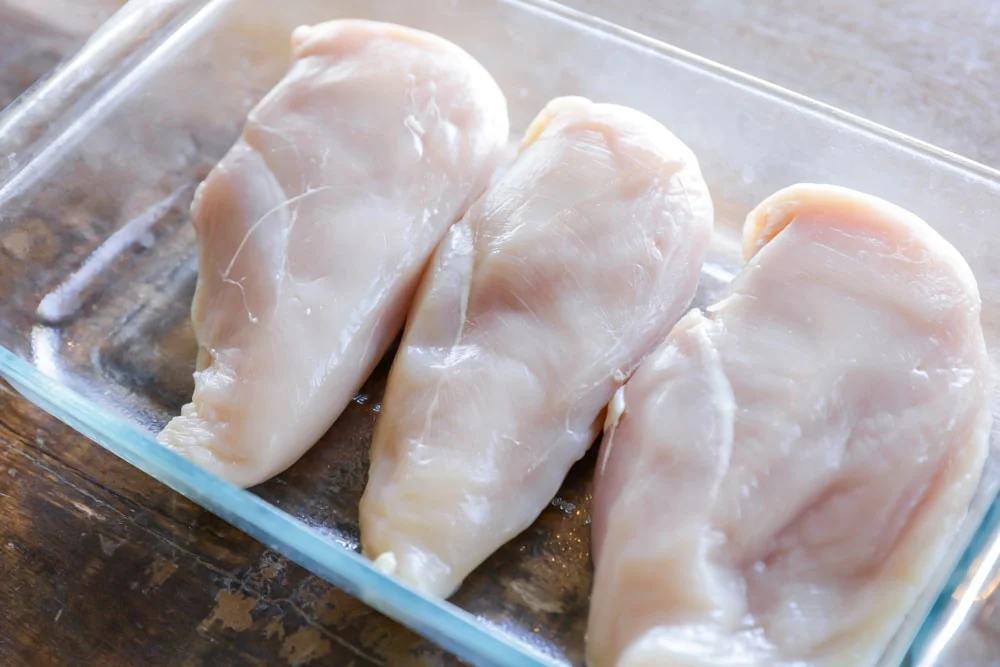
[
  {"left": 588, "top": 184, "right": 992, "bottom": 667},
  {"left": 157, "top": 20, "right": 509, "bottom": 487},
  {"left": 360, "top": 96, "right": 714, "bottom": 597}
]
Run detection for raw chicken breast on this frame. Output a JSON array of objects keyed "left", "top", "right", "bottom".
[
  {"left": 360, "top": 96, "right": 714, "bottom": 597},
  {"left": 588, "top": 184, "right": 992, "bottom": 667},
  {"left": 157, "top": 20, "right": 508, "bottom": 487}
]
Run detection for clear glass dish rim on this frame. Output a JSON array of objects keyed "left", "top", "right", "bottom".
[
  {"left": 0, "top": 347, "right": 555, "bottom": 666},
  {"left": 0, "top": 0, "right": 998, "bottom": 664}
]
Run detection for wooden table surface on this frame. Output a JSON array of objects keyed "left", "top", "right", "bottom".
[{"left": 2, "top": 1, "right": 998, "bottom": 665}]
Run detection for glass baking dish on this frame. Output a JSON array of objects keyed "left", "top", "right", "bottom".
[
  {"left": 1, "top": 0, "right": 998, "bottom": 664},
  {"left": 0, "top": 0, "right": 126, "bottom": 112}
]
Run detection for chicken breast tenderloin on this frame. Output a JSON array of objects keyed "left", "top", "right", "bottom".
[
  {"left": 588, "top": 184, "right": 992, "bottom": 667},
  {"left": 360, "top": 96, "right": 714, "bottom": 597},
  {"left": 157, "top": 20, "right": 508, "bottom": 487}
]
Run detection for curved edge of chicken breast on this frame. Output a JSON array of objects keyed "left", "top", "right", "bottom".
[
  {"left": 587, "top": 183, "right": 992, "bottom": 667},
  {"left": 743, "top": 183, "right": 979, "bottom": 294},
  {"left": 360, "top": 96, "right": 714, "bottom": 598},
  {"left": 157, "top": 20, "right": 509, "bottom": 488}
]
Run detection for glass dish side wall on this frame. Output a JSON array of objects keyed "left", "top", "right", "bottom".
[
  {"left": 0, "top": 0, "right": 126, "bottom": 110},
  {"left": 0, "top": 1, "right": 997, "bottom": 664}
]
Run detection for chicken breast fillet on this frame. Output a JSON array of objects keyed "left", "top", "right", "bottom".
[
  {"left": 157, "top": 20, "right": 508, "bottom": 487},
  {"left": 588, "top": 184, "right": 992, "bottom": 667},
  {"left": 360, "top": 96, "right": 714, "bottom": 597}
]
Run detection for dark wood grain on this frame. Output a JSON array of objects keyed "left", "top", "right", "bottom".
[{"left": 0, "top": 379, "right": 464, "bottom": 667}]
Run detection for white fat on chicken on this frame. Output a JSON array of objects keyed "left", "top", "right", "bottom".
[
  {"left": 157, "top": 20, "right": 509, "bottom": 487},
  {"left": 360, "top": 96, "right": 714, "bottom": 597},
  {"left": 588, "top": 184, "right": 992, "bottom": 667}
]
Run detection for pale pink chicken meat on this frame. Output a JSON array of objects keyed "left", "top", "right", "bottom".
[
  {"left": 588, "top": 184, "right": 992, "bottom": 667},
  {"left": 157, "top": 20, "right": 508, "bottom": 487},
  {"left": 360, "top": 96, "right": 714, "bottom": 597}
]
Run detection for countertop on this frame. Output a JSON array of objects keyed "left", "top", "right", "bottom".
[{"left": 1, "top": 1, "right": 998, "bottom": 665}]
